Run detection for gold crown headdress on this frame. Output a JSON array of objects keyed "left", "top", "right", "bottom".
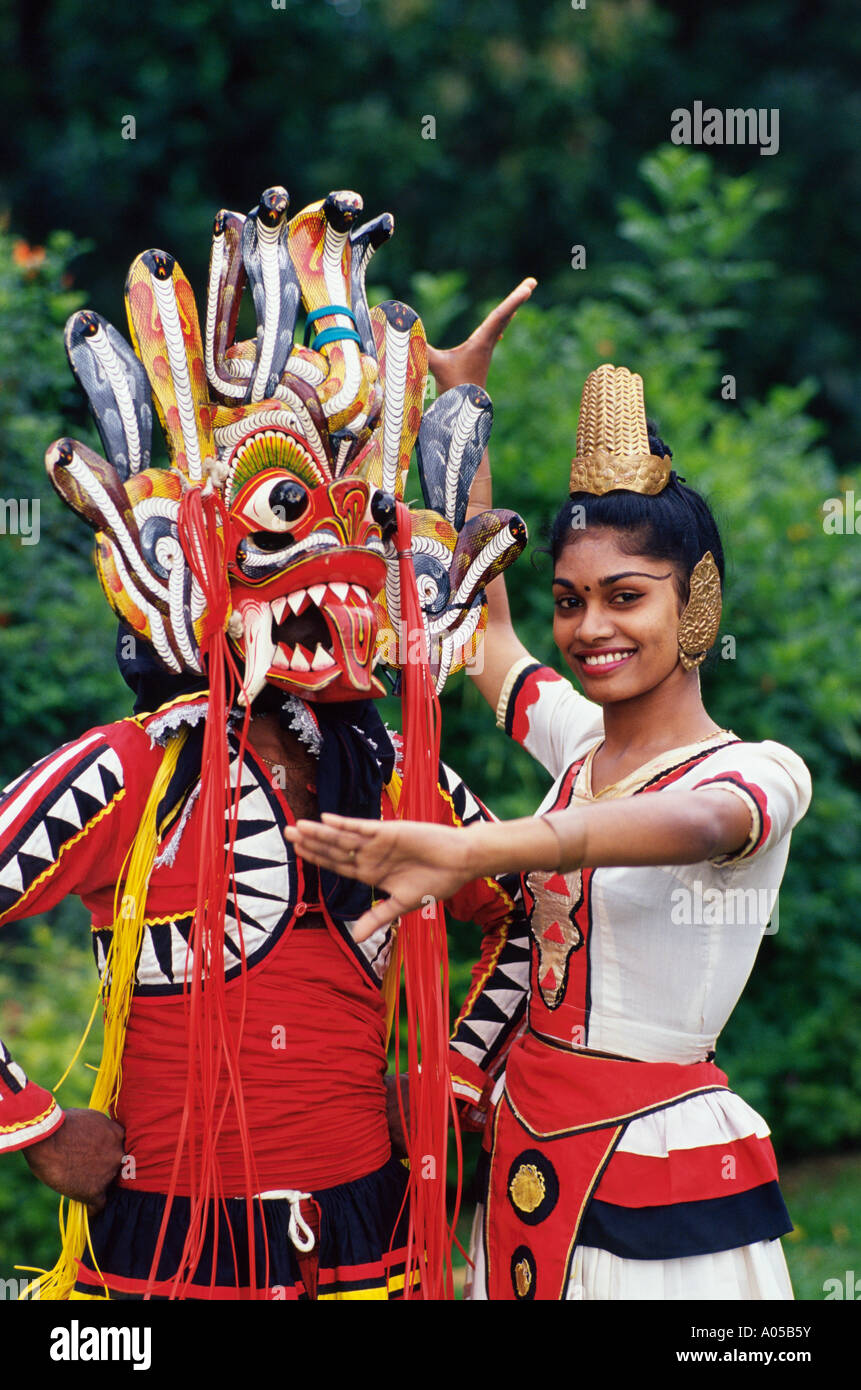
[
  {"left": 568, "top": 363, "right": 720, "bottom": 670},
  {"left": 569, "top": 363, "right": 672, "bottom": 497}
]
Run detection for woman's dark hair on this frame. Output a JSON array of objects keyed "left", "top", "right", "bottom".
[{"left": 546, "top": 425, "right": 724, "bottom": 604}]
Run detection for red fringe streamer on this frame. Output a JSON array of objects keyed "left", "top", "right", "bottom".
[
  {"left": 145, "top": 484, "right": 261, "bottom": 1299},
  {"left": 390, "top": 503, "right": 463, "bottom": 1300}
]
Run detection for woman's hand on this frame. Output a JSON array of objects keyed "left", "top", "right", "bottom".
[
  {"left": 427, "top": 278, "right": 537, "bottom": 393},
  {"left": 24, "top": 1108, "right": 125, "bottom": 1213},
  {"left": 284, "top": 814, "right": 477, "bottom": 939}
]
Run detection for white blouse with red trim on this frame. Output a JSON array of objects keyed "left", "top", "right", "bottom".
[{"left": 497, "top": 656, "right": 812, "bottom": 1066}]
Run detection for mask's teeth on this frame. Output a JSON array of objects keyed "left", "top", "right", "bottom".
[
  {"left": 308, "top": 584, "right": 326, "bottom": 606},
  {"left": 329, "top": 582, "right": 350, "bottom": 602},
  {"left": 287, "top": 589, "right": 306, "bottom": 615},
  {"left": 271, "top": 596, "right": 288, "bottom": 624},
  {"left": 312, "top": 642, "right": 335, "bottom": 670},
  {"left": 291, "top": 644, "right": 312, "bottom": 672},
  {"left": 238, "top": 602, "right": 277, "bottom": 705}
]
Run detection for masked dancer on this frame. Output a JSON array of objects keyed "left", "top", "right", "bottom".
[{"left": 0, "top": 188, "right": 530, "bottom": 1300}]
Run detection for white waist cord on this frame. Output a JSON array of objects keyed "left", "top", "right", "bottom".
[{"left": 257, "top": 1188, "right": 316, "bottom": 1253}]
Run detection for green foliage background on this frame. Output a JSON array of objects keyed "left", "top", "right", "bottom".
[
  {"left": 0, "top": 0, "right": 858, "bottom": 1291},
  {"left": 2, "top": 0, "right": 860, "bottom": 465}
]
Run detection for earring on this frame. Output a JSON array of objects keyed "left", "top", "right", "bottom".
[{"left": 678, "top": 552, "right": 722, "bottom": 672}]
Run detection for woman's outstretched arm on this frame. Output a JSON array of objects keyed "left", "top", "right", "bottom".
[{"left": 284, "top": 788, "right": 751, "bottom": 940}]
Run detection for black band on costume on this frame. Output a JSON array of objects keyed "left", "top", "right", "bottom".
[{"left": 504, "top": 661, "right": 543, "bottom": 738}]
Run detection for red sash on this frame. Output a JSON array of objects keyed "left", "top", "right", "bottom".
[{"left": 485, "top": 1033, "right": 729, "bottom": 1300}]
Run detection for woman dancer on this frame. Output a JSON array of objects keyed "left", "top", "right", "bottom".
[{"left": 286, "top": 355, "right": 811, "bottom": 1301}]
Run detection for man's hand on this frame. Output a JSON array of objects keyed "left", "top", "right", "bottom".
[
  {"left": 24, "top": 1108, "right": 125, "bottom": 1212},
  {"left": 427, "top": 278, "right": 537, "bottom": 393}
]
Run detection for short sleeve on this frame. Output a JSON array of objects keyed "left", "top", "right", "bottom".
[
  {"left": 0, "top": 1036, "right": 64, "bottom": 1153},
  {"left": 495, "top": 656, "right": 604, "bottom": 781},
  {"left": 691, "top": 740, "right": 812, "bottom": 867}
]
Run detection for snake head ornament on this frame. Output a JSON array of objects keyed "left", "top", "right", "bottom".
[{"left": 370, "top": 381, "right": 528, "bottom": 691}]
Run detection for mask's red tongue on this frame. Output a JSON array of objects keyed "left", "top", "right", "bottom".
[{"left": 319, "top": 591, "right": 375, "bottom": 691}]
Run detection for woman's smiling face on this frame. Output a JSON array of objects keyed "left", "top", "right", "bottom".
[{"left": 552, "top": 527, "right": 687, "bottom": 702}]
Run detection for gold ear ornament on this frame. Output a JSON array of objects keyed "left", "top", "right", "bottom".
[{"left": 677, "top": 551, "right": 722, "bottom": 671}]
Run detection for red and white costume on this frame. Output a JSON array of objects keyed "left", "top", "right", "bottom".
[
  {"left": 450, "top": 657, "right": 812, "bottom": 1301},
  {"left": 0, "top": 698, "right": 521, "bottom": 1299}
]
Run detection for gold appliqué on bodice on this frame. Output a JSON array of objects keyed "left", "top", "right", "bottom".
[
  {"left": 514, "top": 1257, "right": 533, "bottom": 1297},
  {"left": 509, "top": 1163, "right": 546, "bottom": 1214}
]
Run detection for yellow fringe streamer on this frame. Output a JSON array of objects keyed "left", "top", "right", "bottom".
[{"left": 19, "top": 731, "right": 188, "bottom": 1301}]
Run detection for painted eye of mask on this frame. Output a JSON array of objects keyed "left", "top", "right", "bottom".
[
  {"left": 268, "top": 478, "right": 309, "bottom": 525},
  {"left": 237, "top": 475, "right": 311, "bottom": 536},
  {"left": 242, "top": 478, "right": 312, "bottom": 552}
]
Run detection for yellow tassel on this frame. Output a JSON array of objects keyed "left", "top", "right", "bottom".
[{"left": 20, "top": 731, "right": 189, "bottom": 1301}]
